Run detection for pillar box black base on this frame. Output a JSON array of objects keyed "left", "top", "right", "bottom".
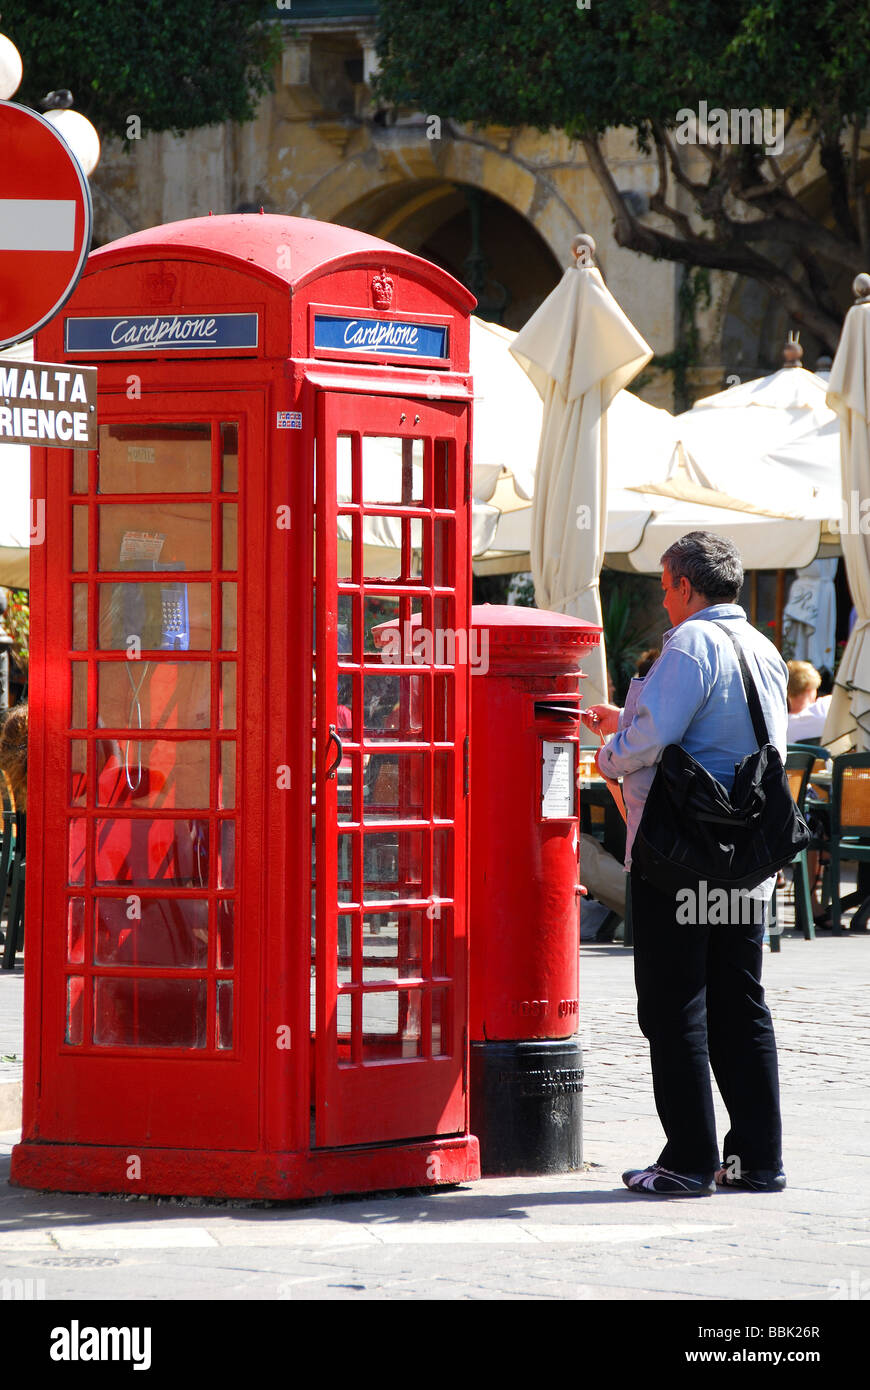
[{"left": 470, "top": 1038, "right": 584, "bottom": 1175}]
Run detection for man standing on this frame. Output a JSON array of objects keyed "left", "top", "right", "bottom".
[{"left": 582, "top": 532, "right": 788, "bottom": 1196}]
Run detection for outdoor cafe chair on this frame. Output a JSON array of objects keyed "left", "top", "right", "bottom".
[{"left": 826, "top": 751, "right": 870, "bottom": 934}]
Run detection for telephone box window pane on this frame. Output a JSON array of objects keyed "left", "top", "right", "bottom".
[
  {"left": 219, "top": 821, "right": 235, "bottom": 889},
  {"left": 70, "top": 740, "right": 87, "bottom": 807},
  {"left": 336, "top": 515, "right": 355, "bottom": 580},
  {"left": 364, "top": 751, "right": 426, "bottom": 821},
  {"left": 98, "top": 504, "right": 212, "bottom": 572},
  {"left": 68, "top": 819, "right": 86, "bottom": 886},
  {"left": 217, "top": 981, "right": 233, "bottom": 1050},
  {"left": 337, "top": 754, "right": 355, "bottom": 824},
  {"left": 337, "top": 594, "right": 354, "bottom": 658},
  {"left": 221, "top": 423, "right": 239, "bottom": 493},
  {"left": 220, "top": 664, "right": 237, "bottom": 729},
  {"left": 362, "top": 910, "right": 423, "bottom": 982},
  {"left": 362, "top": 989, "right": 422, "bottom": 1059},
  {"left": 222, "top": 503, "right": 238, "bottom": 571},
  {"left": 363, "top": 830, "right": 423, "bottom": 902},
  {"left": 73, "top": 447, "right": 89, "bottom": 494},
  {"left": 364, "top": 674, "right": 424, "bottom": 740},
  {"left": 66, "top": 977, "right": 84, "bottom": 1044},
  {"left": 404, "top": 518, "right": 424, "bottom": 578},
  {"left": 336, "top": 993, "right": 352, "bottom": 1039},
  {"left": 71, "top": 664, "right": 87, "bottom": 728},
  {"left": 95, "top": 898, "right": 209, "bottom": 968},
  {"left": 98, "top": 662, "right": 211, "bottom": 730},
  {"left": 67, "top": 899, "right": 85, "bottom": 964},
  {"left": 433, "top": 440, "right": 452, "bottom": 509},
  {"left": 361, "top": 528, "right": 401, "bottom": 581},
  {"left": 433, "top": 674, "right": 454, "bottom": 743},
  {"left": 98, "top": 581, "right": 210, "bottom": 651},
  {"left": 72, "top": 584, "right": 88, "bottom": 649},
  {"left": 431, "top": 989, "right": 449, "bottom": 1056},
  {"left": 219, "top": 742, "right": 236, "bottom": 809},
  {"left": 432, "top": 907, "right": 450, "bottom": 977},
  {"left": 434, "top": 750, "right": 453, "bottom": 819},
  {"left": 93, "top": 818, "right": 209, "bottom": 887},
  {"left": 336, "top": 434, "right": 353, "bottom": 503},
  {"left": 93, "top": 978, "right": 208, "bottom": 1048},
  {"left": 217, "top": 900, "right": 234, "bottom": 968},
  {"left": 98, "top": 424, "right": 211, "bottom": 494},
  {"left": 433, "top": 518, "right": 453, "bottom": 588},
  {"left": 433, "top": 828, "right": 453, "bottom": 898},
  {"left": 72, "top": 507, "right": 88, "bottom": 571},
  {"left": 362, "top": 437, "right": 424, "bottom": 505},
  {"left": 100, "top": 739, "right": 211, "bottom": 809},
  {"left": 221, "top": 583, "right": 237, "bottom": 651}
]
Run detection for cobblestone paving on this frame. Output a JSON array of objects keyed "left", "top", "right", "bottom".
[{"left": 0, "top": 921, "right": 867, "bottom": 1302}]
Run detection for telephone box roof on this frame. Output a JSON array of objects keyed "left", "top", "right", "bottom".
[{"left": 85, "top": 213, "right": 476, "bottom": 309}]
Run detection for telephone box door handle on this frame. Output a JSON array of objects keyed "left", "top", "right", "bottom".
[{"left": 325, "top": 724, "right": 343, "bottom": 780}]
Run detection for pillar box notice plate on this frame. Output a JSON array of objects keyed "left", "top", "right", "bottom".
[{"left": 12, "top": 213, "right": 480, "bottom": 1200}]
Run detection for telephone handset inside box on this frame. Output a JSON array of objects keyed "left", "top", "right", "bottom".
[{"left": 116, "top": 532, "right": 190, "bottom": 651}]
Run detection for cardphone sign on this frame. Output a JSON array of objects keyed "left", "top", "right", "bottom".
[{"left": 0, "top": 102, "right": 93, "bottom": 349}]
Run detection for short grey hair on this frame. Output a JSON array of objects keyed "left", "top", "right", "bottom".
[{"left": 660, "top": 532, "right": 743, "bottom": 603}]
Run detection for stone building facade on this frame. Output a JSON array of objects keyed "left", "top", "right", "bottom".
[{"left": 88, "top": 4, "right": 837, "bottom": 410}]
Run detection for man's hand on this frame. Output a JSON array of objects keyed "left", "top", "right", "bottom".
[{"left": 581, "top": 702, "right": 620, "bottom": 738}]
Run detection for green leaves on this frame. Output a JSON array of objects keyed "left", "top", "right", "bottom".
[{"left": 1, "top": 0, "right": 282, "bottom": 138}]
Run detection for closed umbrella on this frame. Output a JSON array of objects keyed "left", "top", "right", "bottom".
[
  {"left": 509, "top": 239, "right": 652, "bottom": 708},
  {"left": 822, "top": 282, "right": 870, "bottom": 751}
]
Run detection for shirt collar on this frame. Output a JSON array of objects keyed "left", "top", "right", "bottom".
[{"left": 663, "top": 603, "right": 746, "bottom": 643}]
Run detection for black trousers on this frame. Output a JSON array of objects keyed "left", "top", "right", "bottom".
[{"left": 630, "top": 867, "right": 783, "bottom": 1178}]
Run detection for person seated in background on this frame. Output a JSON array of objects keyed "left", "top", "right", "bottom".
[
  {"left": 0, "top": 703, "right": 27, "bottom": 810},
  {"left": 786, "top": 661, "right": 832, "bottom": 744},
  {"left": 635, "top": 648, "right": 660, "bottom": 678}
]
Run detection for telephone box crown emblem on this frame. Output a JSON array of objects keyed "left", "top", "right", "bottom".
[
  {"left": 145, "top": 268, "right": 178, "bottom": 304},
  {"left": 371, "top": 268, "right": 394, "bottom": 310}
]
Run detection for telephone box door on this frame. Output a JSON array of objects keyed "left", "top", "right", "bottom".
[{"left": 314, "top": 390, "right": 470, "bottom": 1148}]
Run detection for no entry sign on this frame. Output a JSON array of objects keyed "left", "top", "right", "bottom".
[{"left": 0, "top": 102, "right": 93, "bottom": 350}]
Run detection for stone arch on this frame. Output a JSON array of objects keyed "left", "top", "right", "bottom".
[{"left": 293, "top": 131, "right": 582, "bottom": 326}]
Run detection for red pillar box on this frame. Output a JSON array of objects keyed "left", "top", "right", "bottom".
[
  {"left": 468, "top": 605, "right": 602, "bottom": 1174},
  {"left": 12, "top": 214, "right": 481, "bottom": 1200}
]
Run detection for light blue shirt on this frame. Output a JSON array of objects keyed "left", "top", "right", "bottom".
[{"left": 598, "top": 604, "right": 788, "bottom": 886}]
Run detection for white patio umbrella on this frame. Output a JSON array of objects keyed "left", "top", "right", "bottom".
[
  {"left": 783, "top": 558, "right": 839, "bottom": 672},
  {"left": 822, "top": 287, "right": 870, "bottom": 752},
  {"left": 508, "top": 243, "right": 652, "bottom": 707}
]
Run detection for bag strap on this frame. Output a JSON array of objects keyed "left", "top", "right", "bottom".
[{"left": 710, "top": 621, "right": 772, "bottom": 748}]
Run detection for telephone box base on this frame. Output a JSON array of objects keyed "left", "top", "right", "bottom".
[
  {"left": 470, "top": 1038, "right": 584, "bottom": 1175},
  {"left": 9, "top": 1136, "right": 480, "bottom": 1201}
]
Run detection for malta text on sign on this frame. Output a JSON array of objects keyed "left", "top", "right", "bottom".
[{"left": 0, "top": 359, "right": 97, "bottom": 448}]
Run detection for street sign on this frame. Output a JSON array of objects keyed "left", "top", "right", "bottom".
[
  {"left": 0, "top": 357, "right": 97, "bottom": 447},
  {"left": 0, "top": 101, "right": 93, "bottom": 350}
]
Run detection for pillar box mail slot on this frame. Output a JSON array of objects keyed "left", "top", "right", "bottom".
[
  {"left": 12, "top": 213, "right": 480, "bottom": 1202},
  {"left": 0, "top": 359, "right": 96, "bottom": 447}
]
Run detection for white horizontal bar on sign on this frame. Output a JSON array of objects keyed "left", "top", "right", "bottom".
[{"left": 0, "top": 199, "right": 77, "bottom": 251}]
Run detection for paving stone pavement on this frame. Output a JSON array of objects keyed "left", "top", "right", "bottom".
[{"left": 0, "top": 923, "right": 867, "bottom": 1304}]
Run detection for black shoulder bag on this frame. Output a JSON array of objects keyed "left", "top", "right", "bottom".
[{"left": 631, "top": 622, "right": 811, "bottom": 895}]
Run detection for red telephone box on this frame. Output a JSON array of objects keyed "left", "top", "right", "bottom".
[{"left": 11, "top": 214, "right": 480, "bottom": 1198}]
